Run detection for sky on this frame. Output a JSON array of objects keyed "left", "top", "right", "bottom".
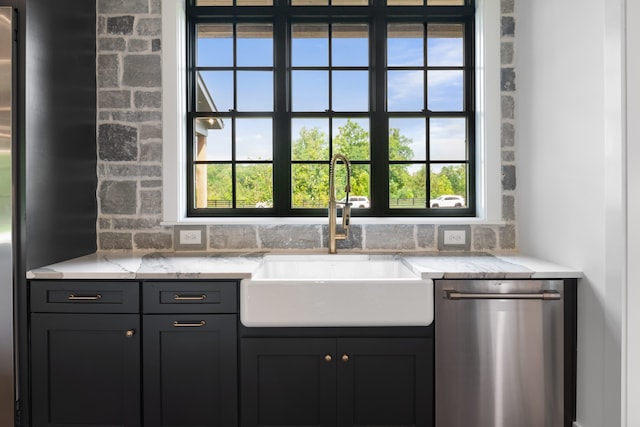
[{"left": 196, "top": 23, "right": 466, "bottom": 165}]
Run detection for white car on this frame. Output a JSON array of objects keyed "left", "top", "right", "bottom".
[
  {"left": 338, "top": 196, "right": 370, "bottom": 209},
  {"left": 429, "top": 195, "right": 465, "bottom": 208}
]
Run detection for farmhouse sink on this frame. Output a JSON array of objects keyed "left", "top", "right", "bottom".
[{"left": 240, "top": 255, "right": 434, "bottom": 327}]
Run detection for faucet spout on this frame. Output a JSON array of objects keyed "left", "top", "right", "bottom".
[{"left": 328, "top": 153, "right": 352, "bottom": 254}]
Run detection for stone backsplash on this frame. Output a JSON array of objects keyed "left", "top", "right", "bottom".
[{"left": 96, "top": 0, "right": 517, "bottom": 253}]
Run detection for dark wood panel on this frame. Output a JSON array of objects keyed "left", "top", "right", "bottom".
[
  {"left": 30, "top": 280, "right": 139, "bottom": 313},
  {"left": 24, "top": 0, "right": 97, "bottom": 270},
  {"left": 143, "top": 314, "right": 238, "bottom": 427},
  {"left": 241, "top": 338, "right": 337, "bottom": 427},
  {"left": 337, "top": 337, "right": 434, "bottom": 427},
  {"left": 143, "top": 281, "right": 238, "bottom": 313},
  {"left": 30, "top": 313, "right": 140, "bottom": 427}
]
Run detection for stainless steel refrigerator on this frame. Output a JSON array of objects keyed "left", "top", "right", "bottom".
[{"left": 0, "top": 6, "right": 15, "bottom": 427}]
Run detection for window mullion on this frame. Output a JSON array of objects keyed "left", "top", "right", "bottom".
[
  {"left": 273, "top": 9, "right": 290, "bottom": 214},
  {"left": 371, "top": 5, "right": 388, "bottom": 216}
]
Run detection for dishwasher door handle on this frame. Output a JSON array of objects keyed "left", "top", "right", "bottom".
[{"left": 446, "top": 291, "right": 561, "bottom": 301}]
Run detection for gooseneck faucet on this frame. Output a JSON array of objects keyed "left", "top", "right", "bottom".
[{"left": 328, "top": 153, "right": 352, "bottom": 254}]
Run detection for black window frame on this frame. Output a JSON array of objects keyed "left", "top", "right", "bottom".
[{"left": 186, "top": 0, "right": 476, "bottom": 218}]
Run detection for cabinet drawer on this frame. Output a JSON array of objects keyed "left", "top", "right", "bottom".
[
  {"left": 30, "top": 281, "right": 139, "bottom": 313},
  {"left": 143, "top": 281, "right": 238, "bottom": 314}
]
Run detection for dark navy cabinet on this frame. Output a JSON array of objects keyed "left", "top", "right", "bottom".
[
  {"left": 240, "top": 333, "right": 434, "bottom": 427},
  {"left": 29, "top": 280, "right": 239, "bottom": 427},
  {"left": 30, "top": 281, "right": 140, "bottom": 427},
  {"left": 142, "top": 281, "right": 238, "bottom": 427}
]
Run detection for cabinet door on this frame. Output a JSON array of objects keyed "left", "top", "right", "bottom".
[
  {"left": 31, "top": 313, "right": 140, "bottom": 427},
  {"left": 241, "top": 338, "right": 337, "bottom": 427},
  {"left": 337, "top": 337, "right": 434, "bottom": 427},
  {"left": 143, "top": 314, "right": 237, "bottom": 427}
]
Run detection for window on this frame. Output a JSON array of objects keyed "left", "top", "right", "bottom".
[{"left": 186, "top": 0, "right": 475, "bottom": 217}]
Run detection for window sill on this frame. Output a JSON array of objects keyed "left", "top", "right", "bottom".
[{"left": 161, "top": 216, "right": 507, "bottom": 226}]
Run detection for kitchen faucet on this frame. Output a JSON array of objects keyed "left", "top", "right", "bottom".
[{"left": 328, "top": 153, "right": 352, "bottom": 254}]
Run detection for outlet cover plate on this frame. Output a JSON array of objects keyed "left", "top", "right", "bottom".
[
  {"left": 438, "top": 225, "right": 471, "bottom": 251},
  {"left": 174, "top": 225, "right": 207, "bottom": 251}
]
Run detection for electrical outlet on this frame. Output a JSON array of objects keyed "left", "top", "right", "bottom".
[
  {"left": 179, "top": 229, "right": 202, "bottom": 245},
  {"left": 443, "top": 229, "right": 466, "bottom": 245}
]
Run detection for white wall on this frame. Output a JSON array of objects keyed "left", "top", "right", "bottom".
[
  {"left": 625, "top": 1, "right": 640, "bottom": 425},
  {"left": 516, "top": 0, "right": 628, "bottom": 426}
]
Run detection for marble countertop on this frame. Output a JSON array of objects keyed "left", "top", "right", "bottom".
[{"left": 26, "top": 251, "right": 583, "bottom": 281}]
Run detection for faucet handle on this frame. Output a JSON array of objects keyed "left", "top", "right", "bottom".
[{"left": 342, "top": 203, "right": 351, "bottom": 233}]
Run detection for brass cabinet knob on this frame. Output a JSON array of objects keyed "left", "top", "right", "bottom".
[
  {"left": 324, "top": 354, "right": 333, "bottom": 362},
  {"left": 341, "top": 354, "right": 349, "bottom": 362},
  {"left": 125, "top": 330, "right": 135, "bottom": 338}
]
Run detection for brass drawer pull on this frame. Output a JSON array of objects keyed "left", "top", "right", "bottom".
[
  {"left": 173, "top": 321, "right": 206, "bottom": 327},
  {"left": 324, "top": 354, "right": 333, "bottom": 362},
  {"left": 341, "top": 354, "right": 349, "bottom": 362},
  {"left": 67, "top": 294, "right": 102, "bottom": 301},
  {"left": 173, "top": 294, "right": 207, "bottom": 301},
  {"left": 125, "top": 329, "right": 135, "bottom": 338}
]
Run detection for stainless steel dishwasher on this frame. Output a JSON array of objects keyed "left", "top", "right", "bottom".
[{"left": 435, "top": 279, "right": 564, "bottom": 427}]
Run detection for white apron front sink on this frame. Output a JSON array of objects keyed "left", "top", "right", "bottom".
[{"left": 240, "top": 255, "right": 434, "bottom": 327}]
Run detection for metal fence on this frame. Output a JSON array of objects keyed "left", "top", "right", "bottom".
[{"left": 206, "top": 198, "right": 428, "bottom": 209}]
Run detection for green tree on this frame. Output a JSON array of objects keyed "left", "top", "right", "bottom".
[
  {"left": 332, "top": 120, "right": 370, "bottom": 198},
  {"left": 207, "top": 165, "right": 232, "bottom": 207},
  {"left": 430, "top": 171, "right": 454, "bottom": 197},
  {"left": 217, "top": 119, "right": 421, "bottom": 208},
  {"left": 292, "top": 126, "right": 329, "bottom": 161},
  {"left": 237, "top": 164, "right": 273, "bottom": 207},
  {"left": 333, "top": 120, "right": 370, "bottom": 161},
  {"left": 291, "top": 126, "right": 330, "bottom": 207},
  {"left": 439, "top": 165, "right": 466, "bottom": 196},
  {"left": 410, "top": 166, "right": 427, "bottom": 199},
  {"left": 388, "top": 127, "right": 415, "bottom": 200}
]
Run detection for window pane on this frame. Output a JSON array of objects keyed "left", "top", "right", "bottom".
[
  {"left": 427, "top": 0, "right": 465, "bottom": 5},
  {"left": 197, "top": 0, "right": 232, "bottom": 5},
  {"left": 196, "top": 0, "right": 273, "bottom": 5},
  {"left": 237, "top": 164, "right": 273, "bottom": 208},
  {"left": 332, "top": 24, "right": 368, "bottom": 67},
  {"left": 427, "top": 23, "right": 464, "bottom": 67},
  {"left": 429, "top": 163, "right": 467, "bottom": 207},
  {"left": 195, "top": 117, "right": 231, "bottom": 160},
  {"left": 387, "top": 24, "right": 424, "bottom": 67},
  {"left": 346, "top": 164, "right": 370, "bottom": 203},
  {"left": 292, "top": 0, "right": 328, "bottom": 4},
  {"left": 292, "top": 119, "right": 330, "bottom": 161},
  {"left": 291, "top": 0, "right": 369, "bottom": 5},
  {"left": 292, "top": 164, "right": 329, "bottom": 208},
  {"left": 197, "top": 71, "right": 233, "bottom": 112},
  {"left": 430, "top": 118, "right": 466, "bottom": 161},
  {"left": 236, "top": 118, "right": 273, "bottom": 160},
  {"left": 292, "top": 71, "right": 329, "bottom": 111},
  {"left": 236, "top": 0, "right": 273, "bottom": 5},
  {"left": 388, "top": 70, "right": 424, "bottom": 111},
  {"left": 427, "top": 70, "right": 463, "bottom": 111},
  {"left": 389, "top": 164, "right": 426, "bottom": 208},
  {"left": 201, "top": 164, "right": 232, "bottom": 209},
  {"left": 332, "top": 118, "right": 370, "bottom": 160},
  {"left": 197, "top": 24, "right": 233, "bottom": 67},
  {"left": 292, "top": 24, "right": 328, "bottom": 67},
  {"left": 237, "top": 71, "right": 273, "bottom": 111},
  {"left": 388, "top": 0, "right": 465, "bottom": 5},
  {"left": 237, "top": 24, "right": 273, "bottom": 66},
  {"left": 387, "top": 0, "right": 423, "bottom": 5},
  {"left": 332, "top": 71, "right": 368, "bottom": 111},
  {"left": 389, "top": 118, "right": 426, "bottom": 161},
  {"left": 332, "top": 0, "right": 368, "bottom": 4}
]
